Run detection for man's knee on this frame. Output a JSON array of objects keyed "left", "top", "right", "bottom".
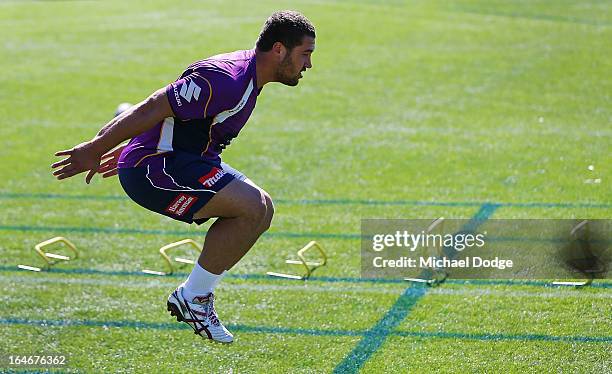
[
  {"left": 242, "top": 189, "right": 269, "bottom": 226},
  {"left": 259, "top": 192, "right": 275, "bottom": 233}
]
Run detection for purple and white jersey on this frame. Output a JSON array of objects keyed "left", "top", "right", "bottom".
[{"left": 118, "top": 49, "right": 260, "bottom": 168}]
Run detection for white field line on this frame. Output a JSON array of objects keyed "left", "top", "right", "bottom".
[{"left": 1, "top": 275, "right": 610, "bottom": 299}]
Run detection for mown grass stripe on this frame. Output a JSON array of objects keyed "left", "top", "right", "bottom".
[
  {"left": 4, "top": 274, "right": 608, "bottom": 299},
  {"left": 333, "top": 203, "right": 500, "bottom": 374},
  {"left": 0, "top": 224, "right": 359, "bottom": 240},
  {"left": 450, "top": 7, "right": 612, "bottom": 27},
  {"left": 0, "top": 317, "right": 360, "bottom": 337},
  {"left": 394, "top": 330, "right": 612, "bottom": 344},
  {"left": 1, "top": 192, "right": 610, "bottom": 209},
  {"left": 1, "top": 224, "right": 609, "bottom": 245},
  {"left": 1, "top": 266, "right": 610, "bottom": 289},
  {"left": 1, "top": 318, "right": 610, "bottom": 344},
  {"left": 0, "top": 192, "right": 127, "bottom": 201}
]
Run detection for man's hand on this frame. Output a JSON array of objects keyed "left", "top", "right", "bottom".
[
  {"left": 51, "top": 142, "right": 104, "bottom": 184},
  {"left": 97, "top": 144, "right": 126, "bottom": 178},
  {"left": 51, "top": 87, "right": 173, "bottom": 184}
]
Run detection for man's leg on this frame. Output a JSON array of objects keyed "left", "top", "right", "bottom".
[
  {"left": 119, "top": 157, "right": 272, "bottom": 343},
  {"left": 216, "top": 161, "right": 275, "bottom": 249},
  {"left": 168, "top": 178, "right": 274, "bottom": 343},
  {"left": 192, "top": 178, "right": 273, "bottom": 273}
]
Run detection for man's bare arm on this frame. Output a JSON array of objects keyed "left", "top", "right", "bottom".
[{"left": 51, "top": 87, "right": 173, "bottom": 183}]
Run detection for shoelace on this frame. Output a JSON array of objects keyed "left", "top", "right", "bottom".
[
  {"left": 191, "top": 295, "right": 221, "bottom": 327},
  {"left": 204, "top": 295, "right": 220, "bottom": 326}
]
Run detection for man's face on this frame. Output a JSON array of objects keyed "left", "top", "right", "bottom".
[{"left": 276, "top": 36, "right": 315, "bottom": 86}]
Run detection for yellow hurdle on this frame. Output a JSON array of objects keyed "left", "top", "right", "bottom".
[
  {"left": 18, "top": 236, "right": 79, "bottom": 272},
  {"left": 267, "top": 241, "right": 327, "bottom": 280},
  {"left": 142, "top": 239, "right": 199, "bottom": 276},
  {"left": 552, "top": 220, "right": 593, "bottom": 288},
  {"left": 404, "top": 217, "right": 448, "bottom": 287}
]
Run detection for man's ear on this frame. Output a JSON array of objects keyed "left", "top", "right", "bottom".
[{"left": 272, "top": 41, "right": 287, "bottom": 60}]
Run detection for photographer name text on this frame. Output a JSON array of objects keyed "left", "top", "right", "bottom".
[{"left": 372, "top": 256, "right": 513, "bottom": 269}]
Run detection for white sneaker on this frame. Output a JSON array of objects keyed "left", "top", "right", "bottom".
[{"left": 167, "top": 286, "right": 234, "bottom": 343}]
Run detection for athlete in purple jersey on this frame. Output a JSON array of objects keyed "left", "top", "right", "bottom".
[
  {"left": 51, "top": 11, "right": 315, "bottom": 343},
  {"left": 119, "top": 48, "right": 260, "bottom": 169}
]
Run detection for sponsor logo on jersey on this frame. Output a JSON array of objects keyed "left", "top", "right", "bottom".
[
  {"left": 165, "top": 193, "right": 198, "bottom": 216},
  {"left": 179, "top": 80, "right": 201, "bottom": 103},
  {"left": 173, "top": 85, "right": 182, "bottom": 107},
  {"left": 198, "top": 167, "right": 226, "bottom": 188}
]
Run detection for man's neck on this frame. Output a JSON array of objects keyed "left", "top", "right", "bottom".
[{"left": 255, "top": 49, "right": 275, "bottom": 89}]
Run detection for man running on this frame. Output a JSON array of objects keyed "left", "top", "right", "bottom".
[{"left": 51, "top": 10, "right": 316, "bottom": 343}]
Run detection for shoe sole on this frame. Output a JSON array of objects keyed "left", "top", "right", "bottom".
[
  {"left": 167, "top": 300, "right": 233, "bottom": 344},
  {"left": 167, "top": 301, "right": 185, "bottom": 322}
]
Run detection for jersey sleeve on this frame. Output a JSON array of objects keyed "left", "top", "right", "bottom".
[{"left": 165, "top": 70, "right": 234, "bottom": 120}]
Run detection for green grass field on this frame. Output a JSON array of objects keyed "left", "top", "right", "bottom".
[{"left": 1, "top": 0, "right": 611, "bottom": 372}]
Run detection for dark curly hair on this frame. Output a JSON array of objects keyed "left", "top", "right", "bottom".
[{"left": 256, "top": 10, "right": 315, "bottom": 52}]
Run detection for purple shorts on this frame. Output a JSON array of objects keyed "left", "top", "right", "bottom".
[{"left": 118, "top": 152, "right": 243, "bottom": 224}]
